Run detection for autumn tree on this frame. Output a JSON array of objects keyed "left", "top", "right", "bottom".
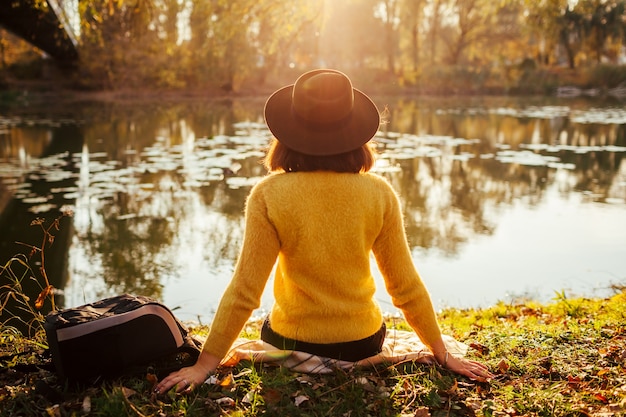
[
  {"left": 426, "top": 0, "right": 449, "bottom": 65},
  {"left": 376, "top": 0, "right": 401, "bottom": 75},
  {"left": 523, "top": 0, "right": 570, "bottom": 66},
  {"left": 558, "top": 6, "right": 587, "bottom": 69},
  {"left": 77, "top": 0, "right": 178, "bottom": 89},
  {"left": 399, "top": 0, "right": 427, "bottom": 72},
  {"left": 577, "top": 0, "right": 626, "bottom": 64},
  {"left": 183, "top": 0, "right": 325, "bottom": 90},
  {"left": 443, "top": 0, "right": 523, "bottom": 66},
  {"left": 6, "top": 0, "right": 626, "bottom": 92},
  {"left": 250, "top": 1, "right": 324, "bottom": 83},
  {"left": 0, "top": 29, "right": 42, "bottom": 72}
]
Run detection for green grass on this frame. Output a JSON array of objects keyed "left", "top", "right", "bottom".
[
  {"left": 1, "top": 288, "right": 625, "bottom": 416},
  {"left": 1, "top": 214, "right": 624, "bottom": 415}
]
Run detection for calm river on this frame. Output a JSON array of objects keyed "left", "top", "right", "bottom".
[{"left": 1, "top": 95, "right": 625, "bottom": 326}]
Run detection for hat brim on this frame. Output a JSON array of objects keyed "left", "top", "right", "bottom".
[{"left": 264, "top": 85, "right": 380, "bottom": 156}]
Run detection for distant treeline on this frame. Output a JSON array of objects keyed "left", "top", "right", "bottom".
[{"left": 3, "top": 0, "right": 626, "bottom": 95}]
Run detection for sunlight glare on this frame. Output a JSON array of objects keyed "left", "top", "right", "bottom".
[{"left": 177, "top": 0, "right": 193, "bottom": 45}]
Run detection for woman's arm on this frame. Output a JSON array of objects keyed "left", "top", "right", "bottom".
[
  {"left": 373, "top": 184, "right": 492, "bottom": 381},
  {"left": 156, "top": 182, "right": 280, "bottom": 393}
]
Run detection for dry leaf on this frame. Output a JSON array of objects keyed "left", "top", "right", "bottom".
[
  {"left": 294, "top": 394, "right": 309, "bottom": 407},
  {"left": 121, "top": 386, "right": 137, "bottom": 399},
  {"left": 296, "top": 375, "right": 315, "bottom": 385},
  {"left": 356, "top": 376, "right": 376, "bottom": 393},
  {"left": 594, "top": 393, "right": 609, "bottom": 404},
  {"left": 445, "top": 379, "right": 459, "bottom": 394},
  {"left": 35, "top": 285, "right": 54, "bottom": 310},
  {"left": 45, "top": 405, "right": 61, "bottom": 417},
  {"left": 219, "top": 373, "right": 235, "bottom": 388},
  {"left": 205, "top": 374, "right": 219, "bottom": 385},
  {"left": 146, "top": 373, "right": 158, "bottom": 388},
  {"left": 242, "top": 390, "right": 256, "bottom": 404},
  {"left": 414, "top": 407, "right": 431, "bottom": 417},
  {"left": 263, "top": 388, "right": 282, "bottom": 405},
  {"left": 567, "top": 375, "right": 582, "bottom": 388},
  {"left": 82, "top": 396, "right": 91, "bottom": 413},
  {"left": 469, "top": 342, "right": 490, "bottom": 355},
  {"left": 215, "top": 397, "right": 235, "bottom": 407}
]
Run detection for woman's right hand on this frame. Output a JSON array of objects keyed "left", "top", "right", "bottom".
[{"left": 154, "top": 352, "right": 221, "bottom": 394}]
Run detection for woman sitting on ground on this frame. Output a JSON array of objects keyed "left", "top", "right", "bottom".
[{"left": 155, "top": 68, "right": 493, "bottom": 394}]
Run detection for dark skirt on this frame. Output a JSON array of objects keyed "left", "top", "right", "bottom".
[{"left": 260, "top": 317, "right": 385, "bottom": 362}]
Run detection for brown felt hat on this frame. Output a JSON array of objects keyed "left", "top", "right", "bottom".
[{"left": 264, "top": 69, "right": 380, "bottom": 156}]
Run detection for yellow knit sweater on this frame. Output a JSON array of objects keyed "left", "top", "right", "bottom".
[{"left": 203, "top": 171, "right": 442, "bottom": 359}]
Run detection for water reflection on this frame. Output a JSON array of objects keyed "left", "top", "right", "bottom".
[
  {"left": 1, "top": 97, "right": 624, "bottom": 326},
  {"left": 0, "top": 123, "right": 82, "bottom": 332}
]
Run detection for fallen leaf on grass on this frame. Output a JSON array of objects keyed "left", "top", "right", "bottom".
[
  {"left": 356, "top": 376, "right": 377, "bottom": 393},
  {"left": 537, "top": 356, "right": 552, "bottom": 370},
  {"left": 121, "top": 386, "right": 137, "bottom": 399},
  {"left": 296, "top": 375, "right": 325, "bottom": 390},
  {"left": 215, "top": 397, "right": 236, "bottom": 407},
  {"left": 219, "top": 373, "right": 235, "bottom": 388},
  {"left": 466, "top": 398, "right": 483, "bottom": 411},
  {"left": 146, "top": 372, "right": 158, "bottom": 390},
  {"left": 406, "top": 407, "right": 430, "bottom": 417},
  {"left": 469, "top": 342, "right": 490, "bottom": 355},
  {"left": 594, "top": 393, "right": 609, "bottom": 404},
  {"left": 205, "top": 374, "right": 219, "bottom": 385},
  {"left": 296, "top": 375, "right": 315, "bottom": 385},
  {"left": 263, "top": 388, "right": 282, "bottom": 405},
  {"left": 82, "top": 396, "right": 91, "bottom": 413},
  {"left": 242, "top": 390, "right": 256, "bottom": 404},
  {"left": 567, "top": 375, "right": 582, "bottom": 388},
  {"left": 45, "top": 404, "right": 61, "bottom": 417},
  {"left": 294, "top": 394, "right": 309, "bottom": 407},
  {"left": 445, "top": 379, "right": 459, "bottom": 394},
  {"left": 146, "top": 372, "right": 158, "bottom": 384}
]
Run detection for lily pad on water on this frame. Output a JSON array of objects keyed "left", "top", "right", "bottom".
[{"left": 495, "top": 150, "right": 561, "bottom": 167}]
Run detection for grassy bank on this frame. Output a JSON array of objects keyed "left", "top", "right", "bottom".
[{"left": 1, "top": 288, "right": 624, "bottom": 417}]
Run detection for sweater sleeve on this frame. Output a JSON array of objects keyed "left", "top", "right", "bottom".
[
  {"left": 372, "top": 184, "right": 443, "bottom": 353},
  {"left": 202, "top": 182, "right": 280, "bottom": 359}
]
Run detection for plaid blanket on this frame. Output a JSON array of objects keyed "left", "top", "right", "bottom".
[{"left": 217, "top": 330, "right": 467, "bottom": 374}]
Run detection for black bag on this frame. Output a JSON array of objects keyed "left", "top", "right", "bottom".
[{"left": 44, "top": 294, "right": 201, "bottom": 381}]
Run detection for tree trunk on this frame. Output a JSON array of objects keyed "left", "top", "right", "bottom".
[
  {"left": 429, "top": 0, "right": 443, "bottom": 65},
  {"left": 382, "top": 0, "right": 398, "bottom": 75},
  {"left": 412, "top": 23, "right": 419, "bottom": 71},
  {"left": 560, "top": 29, "right": 576, "bottom": 69}
]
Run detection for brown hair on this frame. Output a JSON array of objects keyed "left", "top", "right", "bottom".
[{"left": 263, "top": 138, "right": 377, "bottom": 173}]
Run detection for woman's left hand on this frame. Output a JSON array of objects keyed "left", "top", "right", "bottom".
[{"left": 442, "top": 354, "right": 494, "bottom": 382}]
